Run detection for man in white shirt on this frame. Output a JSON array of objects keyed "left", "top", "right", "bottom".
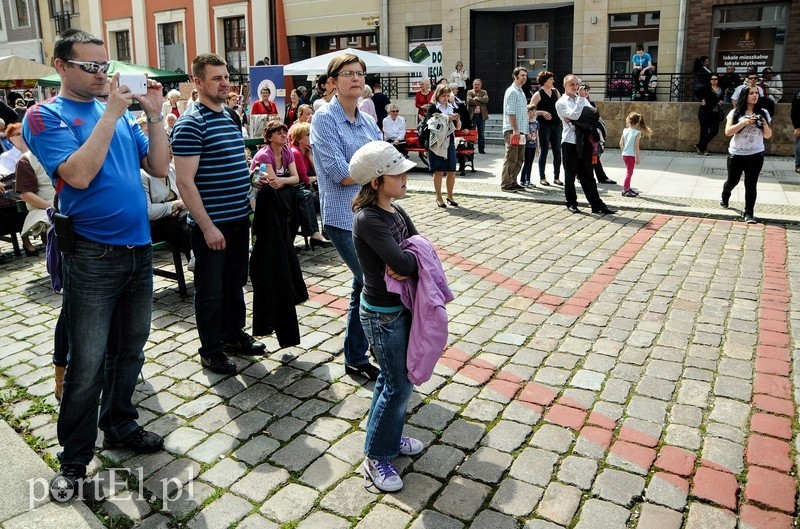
[
  {"left": 555, "top": 74, "right": 615, "bottom": 215},
  {"left": 731, "top": 70, "right": 764, "bottom": 107}
]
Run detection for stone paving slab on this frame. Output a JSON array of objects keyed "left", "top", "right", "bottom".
[{"left": 1, "top": 193, "right": 799, "bottom": 529}]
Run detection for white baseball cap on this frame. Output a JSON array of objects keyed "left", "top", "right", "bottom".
[{"left": 349, "top": 141, "right": 417, "bottom": 186}]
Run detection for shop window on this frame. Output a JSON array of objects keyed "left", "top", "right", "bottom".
[{"left": 711, "top": 3, "right": 788, "bottom": 71}]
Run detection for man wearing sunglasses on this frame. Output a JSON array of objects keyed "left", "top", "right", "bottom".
[
  {"left": 23, "top": 28, "right": 170, "bottom": 500},
  {"left": 730, "top": 67, "right": 764, "bottom": 107}
]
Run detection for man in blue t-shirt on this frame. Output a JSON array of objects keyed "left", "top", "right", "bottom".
[
  {"left": 631, "top": 46, "right": 654, "bottom": 94},
  {"left": 22, "top": 28, "right": 170, "bottom": 500},
  {"left": 173, "top": 53, "right": 265, "bottom": 376}
]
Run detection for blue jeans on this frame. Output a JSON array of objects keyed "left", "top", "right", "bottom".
[
  {"left": 538, "top": 121, "right": 562, "bottom": 181},
  {"left": 53, "top": 308, "right": 68, "bottom": 367},
  {"left": 324, "top": 224, "right": 370, "bottom": 367},
  {"left": 520, "top": 144, "right": 537, "bottom": 184},
  {"left": 191, "top": 218, "right": 249, "bottom": 357},
  {"left": 361, "top": 307, "right": 414, "bottom": 460},
  {"left": 58, "top": 239, "right": 153, "bottom": 467},
  {"left": 794, "top": 136, "right": 800, "bottom": 170}
]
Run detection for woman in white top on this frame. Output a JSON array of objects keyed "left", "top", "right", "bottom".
[
  {"left": 449, "top": 61, "right": 468, "bottom": 100},
  {"left": 161, "top": 89, "right": 183, "bottom": 121},
  {"left": 720, "top": 86, "right": 772, "bottom": 224},
  {"left": 382, "top": 104, "right": 406, "bottom": 145},
  {"left": 0, "top": 122, "right": 23, "bottom": 175},
  {"left": 424, "top": 84, "right": 460, "bottom": 208},
  {"left": 184, "top": 89, "right": 199, "bottom": 114}
]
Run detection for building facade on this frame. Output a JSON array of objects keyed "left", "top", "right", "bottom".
[
  {"left": 684, "top": 0, "right": 800, "bottom": 74},
  {"left": 0, "top": 0, "right": 44, "bottom": 64},
  {"left": 30, "top": 1, "right": 798, "bottom": 108}
]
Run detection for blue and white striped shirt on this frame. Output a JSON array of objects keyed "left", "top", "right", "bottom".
[
  {"left": 310, "top": 96, "right": 381, "bottom": 231},
  {"left": 171, "top": 104, "right": 251, "bottom": 224}
]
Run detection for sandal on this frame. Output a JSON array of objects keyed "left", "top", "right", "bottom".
[
  {"left": 553, "top": 179, "right": 564, "bottom": 186},
  {"left": 446, "top": 198, "right": 459, "bottom": 207},
  {"left": 539, "top": 179, "right": 550, "bottom": 187}
]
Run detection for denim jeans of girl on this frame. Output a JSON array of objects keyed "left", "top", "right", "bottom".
[{"left": 361, "top": 307, "right": 414, "bottom": 460}]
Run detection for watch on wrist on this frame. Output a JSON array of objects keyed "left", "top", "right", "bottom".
[{"left": 147, "top": 114, "right": 164, "bottom": 123}]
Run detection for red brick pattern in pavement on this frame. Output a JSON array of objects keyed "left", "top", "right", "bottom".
[
  {"left": 692, "top": 466, "right": 740, "bottom": 510},
  {"left": 304, "top": 213, "right": 796, "bottom": 523},
  {"left": 430, "top": 217, "right": 796, "bottom": 523},
  {"left": 742, "top": 226, "right": 797, "bottom": 516},
  {"left": 654, "top": 446, "right": 697, "bottom": 477}
]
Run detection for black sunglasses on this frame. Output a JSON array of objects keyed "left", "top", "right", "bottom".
[{"left": 67, "top": 60, "right": 111, "bottom": 74}]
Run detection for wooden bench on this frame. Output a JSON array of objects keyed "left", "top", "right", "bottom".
[
  {"left": 0, "top": 194, "right": 26, "bottom": 256},
  {"left": 152, "top": 241, "right": 188, "bottom": 297},
  {"left": 403, "top": 128, "right": 478, "bottom": 174}
]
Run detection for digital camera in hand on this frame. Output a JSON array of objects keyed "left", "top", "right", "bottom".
[{"left": 754, "top": 113, "right": 764, "bottom": 130}]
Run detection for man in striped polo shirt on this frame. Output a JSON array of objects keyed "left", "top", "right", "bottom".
[{"left": 174, "top": 53, "right": 265, "bottom": 375}]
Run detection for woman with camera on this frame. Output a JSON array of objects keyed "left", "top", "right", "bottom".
[{"left": 720, "top": 86, "right": 772, "bottom": 224}]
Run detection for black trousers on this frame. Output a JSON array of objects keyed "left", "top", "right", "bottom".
[
  {"left": 562, "top": 142, "right": 605, "bottom": 210},
  {"left": 191, "top": 218, "right": 249, "bottom": 357},
  {"left": 723, "top": 153, "right": 763, "bottom": 216},
  {"left": 151, "top": 215, "right": 192, "bottom": 260},
  {"left": 697, "top": 108, "right": 720, "bottom": 152}
]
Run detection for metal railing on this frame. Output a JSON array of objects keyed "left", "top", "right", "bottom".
[
  {"left": 213, "top": 70, "right": 800, "bottom": 104},
  {"left": 574, "top": 71, "right": 800, "bottom": 103}
]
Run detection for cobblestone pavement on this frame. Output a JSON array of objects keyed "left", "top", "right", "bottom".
[{"left": 1, "top": 193, "right": 798, "bottom": 529}]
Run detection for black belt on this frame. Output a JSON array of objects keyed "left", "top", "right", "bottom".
[{"left": 75, "top": 234, "right": 150, "bottom": 252}]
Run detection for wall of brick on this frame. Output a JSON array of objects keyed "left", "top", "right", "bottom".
[{"left": 597, "top": 100, "right": 795, "bottom": 156}]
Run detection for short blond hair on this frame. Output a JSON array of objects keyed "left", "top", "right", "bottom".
[{"left": 289, "top": 122, "right": 310, "bottom": 146}]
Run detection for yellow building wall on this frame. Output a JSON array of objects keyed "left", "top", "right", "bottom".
[
  {"left": 378, "top": 0, "right": 682, "bottom": 82},
  {"left": 283, "top": 0, "right": 381, "bottom": 37},
  {"left": 37, "top": 0, "right": 95, "bottom": 66}
]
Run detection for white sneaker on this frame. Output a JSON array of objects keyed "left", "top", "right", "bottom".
[
  {"left": 399, "top": 436, "right": 424, "bottom": 456},
  {"left": 187, "top": 255, "right": 195, "bottom": 271},
  {"left": 362, "top": 458, "right": 403, "bottom": 492}
]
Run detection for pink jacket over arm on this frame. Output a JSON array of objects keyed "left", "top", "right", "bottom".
[{"left": 385, "top": 235, "right": 454, "bottom": 385}]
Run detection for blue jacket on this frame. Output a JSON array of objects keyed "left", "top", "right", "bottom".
[{"left": 385, "top": 235, "right": 453, "bottom": 385}]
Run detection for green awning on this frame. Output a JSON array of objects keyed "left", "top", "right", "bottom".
[{"left": 38, "top": 61, "right": 189, "bottom": 86}]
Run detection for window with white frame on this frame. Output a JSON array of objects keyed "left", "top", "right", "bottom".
[
  {"left": 223, "top": 17, "right": 247, "bottom": 73},
  {"left": 11, "top": 0, "right": 30, "bottom": 28},
  {"left": 158, "top": 21, "right": 185, "bottom": 72},
  {"left": 48, "top": 0, "right": 77, "bottom": 18},
  {"left": 115, "top": 31, "right": 131, "bottom": 62}
]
